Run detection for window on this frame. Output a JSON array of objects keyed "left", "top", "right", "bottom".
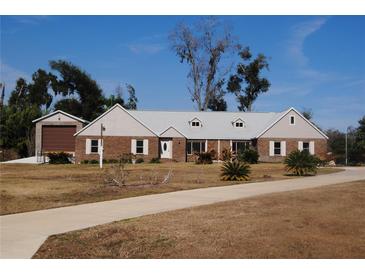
[
  {"left": 290, "top": 115, "right": 295, "bottom": 125},
  {"left": 191, "top": 121, "right": 200, "bottom": 127},
  {"left": 187, "top": 140, "right": 206, "bottom": 155},
  {"left": 91, "top": 140, "right": 98, "bottom": 153},
  {"left": 136, "top": 140, "right": 144, "bottom": 154},
  {"left": 232, "top": 141, "right": 249, "bottom": 154},
  {"left": 274, "top": 142, "right": 281, "bottom": 155},
  {"left": 235, "top": 122, "right": 244, "bottom": 128},
  {"left": 302, "top": 142, "right": 310, "bottom": 153}
]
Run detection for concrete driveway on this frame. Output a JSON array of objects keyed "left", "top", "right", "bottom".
[{"left": 1, "top": 167, "right": 364, "bottom": 258}]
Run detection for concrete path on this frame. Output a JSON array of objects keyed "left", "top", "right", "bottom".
[
  {"left": 3, "top": 156, "right": 41, "bottom": 164},
  {"left": 1, "top": 167, "right": 364, "bottom": 258}
]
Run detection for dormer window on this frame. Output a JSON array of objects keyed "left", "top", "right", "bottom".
[
  {"left": 189, "top": 117, "right": 202, "bottom": 128},
  {"left": 233, "top": 118, "right": 245, "bottom": 128},
  {"left": 192, "top": 121, "right": 200, "bottom": 127}
]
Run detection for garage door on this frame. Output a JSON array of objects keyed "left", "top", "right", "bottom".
[{"left": 42, "top": 125, "right": 77, "bottom": 152}]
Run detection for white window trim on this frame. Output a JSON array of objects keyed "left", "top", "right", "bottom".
[
  {"left": 290, "top": 115, "right": 295, "bottom": 125},
  {"left": 269, "top": 141, "right": 274, "bottom": 156},
  {"left": 86, "top": 139, "right": 91, "bottom": 154},
  {"left": 281, "top": 141, "right": 286, "bottom": 156},
  {"left": 309, "top": 141, "right": 315, "bottom": 155},
  {"left": 143, "top": 139, "right": 149, "bottom": 155}
]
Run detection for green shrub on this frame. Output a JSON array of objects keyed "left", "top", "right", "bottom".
[
  {"left": 47, "top": 152, "right": 72, "bottom": 164},
  {"left": 89, "top": 159, "right": 99, "bottom": 164},
  {"left": 149, "top": 157, "right": 161, "bottom": 163},
  {"left": 237, "top": 149, "right": 259, "bottom": 164},
  {"left": 81, "top": 159, "right": 89, "bottom": 164},
  {"left": 221, "top": 160, "right": 251, "bottom": 181},
  {"left": 195, "top": 152, "right": 213, "bottom": 164},
  {"left": 108, "top": 159, "right": 118, "bottom": 164},
  {"left": 136, "top": 158, "right": 144, "bottom": 164},
  {"left": 284, "top": 150, "right": 320, "bottom": 176}
]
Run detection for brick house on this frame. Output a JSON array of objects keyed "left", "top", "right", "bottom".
[{"left": 73, "top": 104, "right": 328, "bottom": 163}]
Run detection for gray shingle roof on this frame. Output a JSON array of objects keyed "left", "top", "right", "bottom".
[{"left": 129, "top": 110, "right": 284, "bottom": 140}]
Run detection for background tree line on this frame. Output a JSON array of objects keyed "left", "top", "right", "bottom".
[{"left": 0, "top": 60, "right": 138, "bottom": 159}]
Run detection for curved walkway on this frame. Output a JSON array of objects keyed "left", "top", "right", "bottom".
[{"left": 1, "top": 167, "right": 364, "bottom": 258}]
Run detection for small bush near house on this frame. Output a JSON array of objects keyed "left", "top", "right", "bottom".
[
  {"left": 108, "top": 159, "right": 118, "bottom": 164},
  {"left": 47, "top": 152, "right": 72, "bottom": 164},
  {"left": 120, "top": 153, "right": 133, "bottom": 164},
  {"left": 221, "top": 148, "right": 232, "bottom": 161},
  {"left": 136, "top": 158, "right": 144, "bottom": 164},
  {"left": 220, "top": 160, "right": 251, "bottom": 181},
  {"left": 81, "top": 159, "right": 89, "bottom": 164},
  {"left": 284, "top": 150, "right": 320, "bottom": 176},
  {"left": 195, "top": 151, "right": 213, "bottom": 164},
  {"left": 149, "top": 157, "right": 160, "bottom": 163},
  {"left": 89, "top": 159, "right": 99, "bottom": 164},
  {"left": 237, "top": 149, "right": 259, "bottom": 164}
]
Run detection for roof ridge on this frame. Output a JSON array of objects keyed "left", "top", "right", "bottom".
[{"left": 129, "top": 109, "right": 281, "bottom": 114}]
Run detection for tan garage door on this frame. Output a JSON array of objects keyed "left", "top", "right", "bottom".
[{"left": 42, "top": 125, "right": 76, "bottom": 152}]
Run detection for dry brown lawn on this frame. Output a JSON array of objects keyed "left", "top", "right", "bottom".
[
  {"left": 0, "top": 162, "right": 339, "bottom": 215},
  {"left": 33, "top": 180, "right": 365, "bottom": 259}
]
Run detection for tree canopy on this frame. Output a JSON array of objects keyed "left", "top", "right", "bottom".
[
  {"left": 227, "top": 47, "right": 270, "bottom": 111},
  {"left": 170, "top": 17, "right": 237, "bottom": 111},
  {"left": 49, "top": 60, "right": 105, "bottom": 121}
]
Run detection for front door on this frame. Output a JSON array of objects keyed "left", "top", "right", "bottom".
[{"left": 160, "top": 140, "right": 172, "bottom": 159}]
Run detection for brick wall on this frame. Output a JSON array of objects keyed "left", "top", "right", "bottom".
[
  {"left": 172, "top": 138, "right": 186, "bottom": 162},
  {"left": 257, "top": 138, "right": 327, "bottom": 162},
  {"left": 75, "top": 136, "right": 159, "bottom": 163}
]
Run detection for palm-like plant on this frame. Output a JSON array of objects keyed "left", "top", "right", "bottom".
[
  {"left": 221, "top": 160, "right": 251, "bottom": 181},
  {"left": 284, "top": 150, "right": 320, "bottom": 176}
]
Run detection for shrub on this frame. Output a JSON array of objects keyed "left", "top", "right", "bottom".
[
  {"left": 195, "top": 152, "right": 213, "bottom": 164},
  {"left": 108, "top": 159, "right": 118, "bottom": 164},
  {"left": 47, "top": 152, "right": 72, "bottom": 164},
  {"left": 103, "top": 162, "right": 129, "bottom": 187},
  {"left": 89, "top": 159, "right": 99, "bottom": 164},
  {"left": 120, "top": 153, "right": 133, "bottom": 164},
  {"left": 237, "top": 149, "right": 259, "bottom": 164},
  {"left": 149, "top": 157, "right": 161, "bottom": 163},
  {"left": 284, "top": 150, "right": 320, "bottom": 176},
  {"left": 136, "top": 158, "right": 144, "bottom": 164},
  {"left": 220, "top": 160, "right": 251, "bottom": 181},
  {"left": 221, "top": 148, "right": 232, "bottom": 161},
  {"left": 81, "top": 159, "right": 89, "bottom": 164}
]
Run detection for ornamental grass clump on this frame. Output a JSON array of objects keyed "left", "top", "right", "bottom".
[
  {"left": 220, "top": 160, "right": 251, "bottom": 181},
  {"left": 284, "top": 150, "right": 320, "bottom": 176}
]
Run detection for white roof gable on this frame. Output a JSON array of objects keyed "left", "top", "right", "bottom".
[
  {"left": 75, "top": 104, "right": 156, "bottom": 137},
  {"left": 258, "top": 108, "right": 328, "bottom": 139},
  {"left": 32, "top": 110, "right": 88, "bottom": 123}
]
